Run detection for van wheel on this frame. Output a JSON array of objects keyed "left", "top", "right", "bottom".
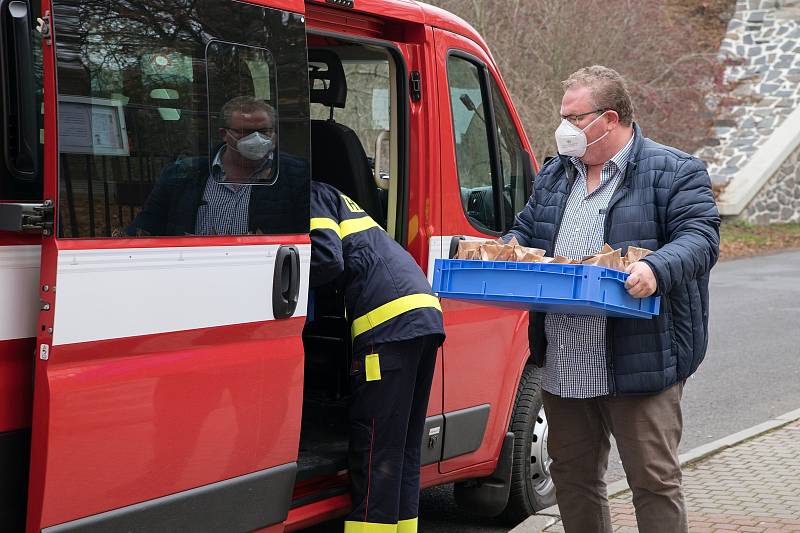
[{"left": 499, "top": 365, "right": 556, "bottom": 524}]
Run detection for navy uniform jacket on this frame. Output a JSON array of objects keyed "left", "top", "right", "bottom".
[{"left": 310, "top": 181, "right": 445, "bottom": 354}]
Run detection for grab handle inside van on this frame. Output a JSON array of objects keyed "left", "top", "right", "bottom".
[{"left": 1, "top": 0, "right": 38, "bottom": 181}]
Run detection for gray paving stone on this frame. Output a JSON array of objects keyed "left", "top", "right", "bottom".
[{"left": 567, "top": 421, "right": 800, "bottom": 532}]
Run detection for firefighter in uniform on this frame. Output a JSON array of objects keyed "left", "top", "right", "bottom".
[{"left": 309, "top": 180, "right": 445, "bottom": 533}]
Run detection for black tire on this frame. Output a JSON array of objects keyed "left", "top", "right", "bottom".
[{"left": 499, "top": 364, "right": 556, "bottom": 524}]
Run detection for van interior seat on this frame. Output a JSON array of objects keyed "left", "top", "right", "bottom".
[{"left": 308, "top": 50, "right": 383, "bottom": 224}]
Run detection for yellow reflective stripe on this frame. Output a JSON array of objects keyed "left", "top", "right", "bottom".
[
  {"left": 340, "top": 216, "right": 382, "bottom": 238},
  {"left": 351, "top": 293, "right": 442, "bottom": 340},
  {"left": 310, "top": 217, "right": 341, "bottom": 238},
  {"left": 397, "top": 518, "right": 418, "bottom": 533},
  {"left": 310, "top": 216, "right": 382, "bottom": 239},
  {"left": 344, "top": 520, "right": 398, "bottom": 533}
]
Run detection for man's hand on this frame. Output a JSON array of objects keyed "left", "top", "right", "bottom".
[{"left": 624, "top": 261, "right": 657, "bottom": 298}]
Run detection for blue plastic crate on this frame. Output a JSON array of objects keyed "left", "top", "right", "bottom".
[{"left": 432, "top": 259, "right": 660, "bottom": 319}]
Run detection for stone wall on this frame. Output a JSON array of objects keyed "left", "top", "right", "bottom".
[
  {"left": 695, "top": 0, "right": 800, "bottom": 194},
  {"left": 740, "top": 144, "right": 800, "bottom": 223}
]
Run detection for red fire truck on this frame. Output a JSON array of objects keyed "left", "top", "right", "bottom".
[{"left": 0, "top": 0, "right": 554, "bottom": 531}]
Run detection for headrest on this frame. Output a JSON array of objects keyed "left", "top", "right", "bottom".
[{"left": 309, "top": 50, "right": 347, "bottom": 109}]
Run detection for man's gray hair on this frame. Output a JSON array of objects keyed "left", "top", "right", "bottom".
[
  {"left": 221, "top": 96, "right": 276, "bottom": 127},
  {"left": 562, "top": 66, "right": 634, "bottom": 126}
]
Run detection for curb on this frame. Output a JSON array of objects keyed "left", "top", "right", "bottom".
[
  {"left": 515, "top": 406, "right": 800, "bottom": 532},
  {"left": 508, "top": 515, "right": 559, "bottom": 533}
]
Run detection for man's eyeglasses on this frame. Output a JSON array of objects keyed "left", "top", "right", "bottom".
[
  {"left": 560, "top": 109, "right": 610, "bottom": 126},
  {"left": 226, "top": 127, "right": 275, "bottom": 139}
]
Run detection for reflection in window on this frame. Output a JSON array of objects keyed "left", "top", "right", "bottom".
[
  {"left": 52, "top": 0, "right": 309, "bottom": 238},
  {"left": 206, "top": 42, "right": 278, "bottom": 185},
  {"left": 490, "top": 78, "right": 526, "bottom": 230},
  {"left": 446, "top": 56, "right": 497, "bottom": 232}
]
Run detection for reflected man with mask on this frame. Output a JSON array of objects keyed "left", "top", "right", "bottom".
[
  {"left": 127, "top": 95, "right": 306, "bottom": 237},
  {"left": 195, "top": 96, "right": 277, "bottom": 235},
  {"left": 503, "top": 66, "right": 719, "bottom": 533}
]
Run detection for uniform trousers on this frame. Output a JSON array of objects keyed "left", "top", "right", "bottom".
[{"left": 344, "top": 334, "right": 440, "bottom": 533}]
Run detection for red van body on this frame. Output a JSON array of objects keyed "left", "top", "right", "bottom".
[{"left": 0, "top": 0, "right": 553, "bottom": 531}]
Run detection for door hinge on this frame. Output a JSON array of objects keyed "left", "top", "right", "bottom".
[
  {"left": 0, "top": 200, "right": 54, "bottom": 235},
  {"left": 410, "top": 71, "right": 421, "bottom": 102}
]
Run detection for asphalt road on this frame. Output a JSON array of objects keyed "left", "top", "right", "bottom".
[{"left": 302, "top": 250, "right": 800, "bottom": 532}]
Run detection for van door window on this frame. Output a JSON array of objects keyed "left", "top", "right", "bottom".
[
  {"left": 489, "top": 78, "right": 527, "bottom": 230},
  {"left": 51, "top": 0, "right": 310, "bottom": 238},
  {"left": 446, "top": 55, "right": 498, "bottom": 233}
]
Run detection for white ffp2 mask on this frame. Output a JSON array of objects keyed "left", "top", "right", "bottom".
[
  {"left": 235, "top": 131, "right": 274, "bottom": 161},
  {"left": 554, "top": 112, "right": 609, "bottom": 157}
]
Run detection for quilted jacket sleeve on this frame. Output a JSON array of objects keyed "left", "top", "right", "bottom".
[
  {"left": 641, "top": 157, "right": 721, "bottom": 295},
  {"left": 503, "top": 193, "right": 537, "bottom": 247}
]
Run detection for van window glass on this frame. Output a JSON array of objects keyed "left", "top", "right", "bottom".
[
  {"left": 0, "top": 0, "right": 44, "bottom": 202},
  {"left": 52, "top": 0, "right": 310, "bottom": 238},
  {"left": 490, "top": 78, "right": 526, "bottom": 231},
  {"left": 446, "top": 56, "right": 497, "bottom": 233}
]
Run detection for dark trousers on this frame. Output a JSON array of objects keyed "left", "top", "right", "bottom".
[
  {"left": 345, "top": 335, "right": 439, "bottom": 532},
  {"left": 542, "top": 382, "right": 687, "bottom": 533}
]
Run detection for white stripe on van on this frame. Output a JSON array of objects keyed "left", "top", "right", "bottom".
[
  {"left": 427, "top": 235, "right": 488, "bottom": 285},
  {"left": 52, "top": 244, "right": 310, "bottom": 346},
  {"left": 0, "top": 245, "right": 41, "bottom": 341}
]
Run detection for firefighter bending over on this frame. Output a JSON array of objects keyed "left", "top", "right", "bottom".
[{"left": 309, "top": 180, "right": 445, "bottom": 533}]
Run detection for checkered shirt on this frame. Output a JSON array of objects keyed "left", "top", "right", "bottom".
[
  {"left": 195, "top": 148, "right": 253, "bottom": 235},
  {"left": 542, "top": 134, "right": 634, "bottom": 398}
]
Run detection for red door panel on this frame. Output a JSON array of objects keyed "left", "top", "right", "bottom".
[
  {"left": 26, "top": 0, "right": 312, "bottom": 530},
  {"left": 432, "top": 28, "right": 530, "bottom": 475},
  {"left": 28, "top": 239, "right": 310, "bottom": 529}
]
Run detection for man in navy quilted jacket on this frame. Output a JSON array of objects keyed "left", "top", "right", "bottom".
[{"left": 504, "top": 65, "right": 720, "bottom": 533}]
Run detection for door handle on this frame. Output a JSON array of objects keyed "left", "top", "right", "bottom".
[
  {"left": 448, "top": 236, "right": 465, "bottom": 259},
  {"left": 273, "top": 245, "right": 300, "bottom": 319}
]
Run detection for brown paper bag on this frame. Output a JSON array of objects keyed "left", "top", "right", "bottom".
[
  {"left": 623, "top": 246, "right": 653, "bottom": 268},
  {"left": 456, "top": 240, "right": 482, "bottom": 260},
  {"left": 514, "top": 246, "right": 546, "bottom": 262},
  {"left": 495, "top": 244, "right": 516, "bottom": 261},
  {"left": 582, "top": 245, "right": 624, "bottom": 271},
  {"left": 479, "top": 243, "right": 504, "bottom": 261}
]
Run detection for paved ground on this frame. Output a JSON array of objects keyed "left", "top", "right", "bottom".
[
  {"left": 303, "top": 251, "right": 800, "bottom": 532},
  {"left": 539, "top": 419, "right": 800, "bottom": 532}
]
